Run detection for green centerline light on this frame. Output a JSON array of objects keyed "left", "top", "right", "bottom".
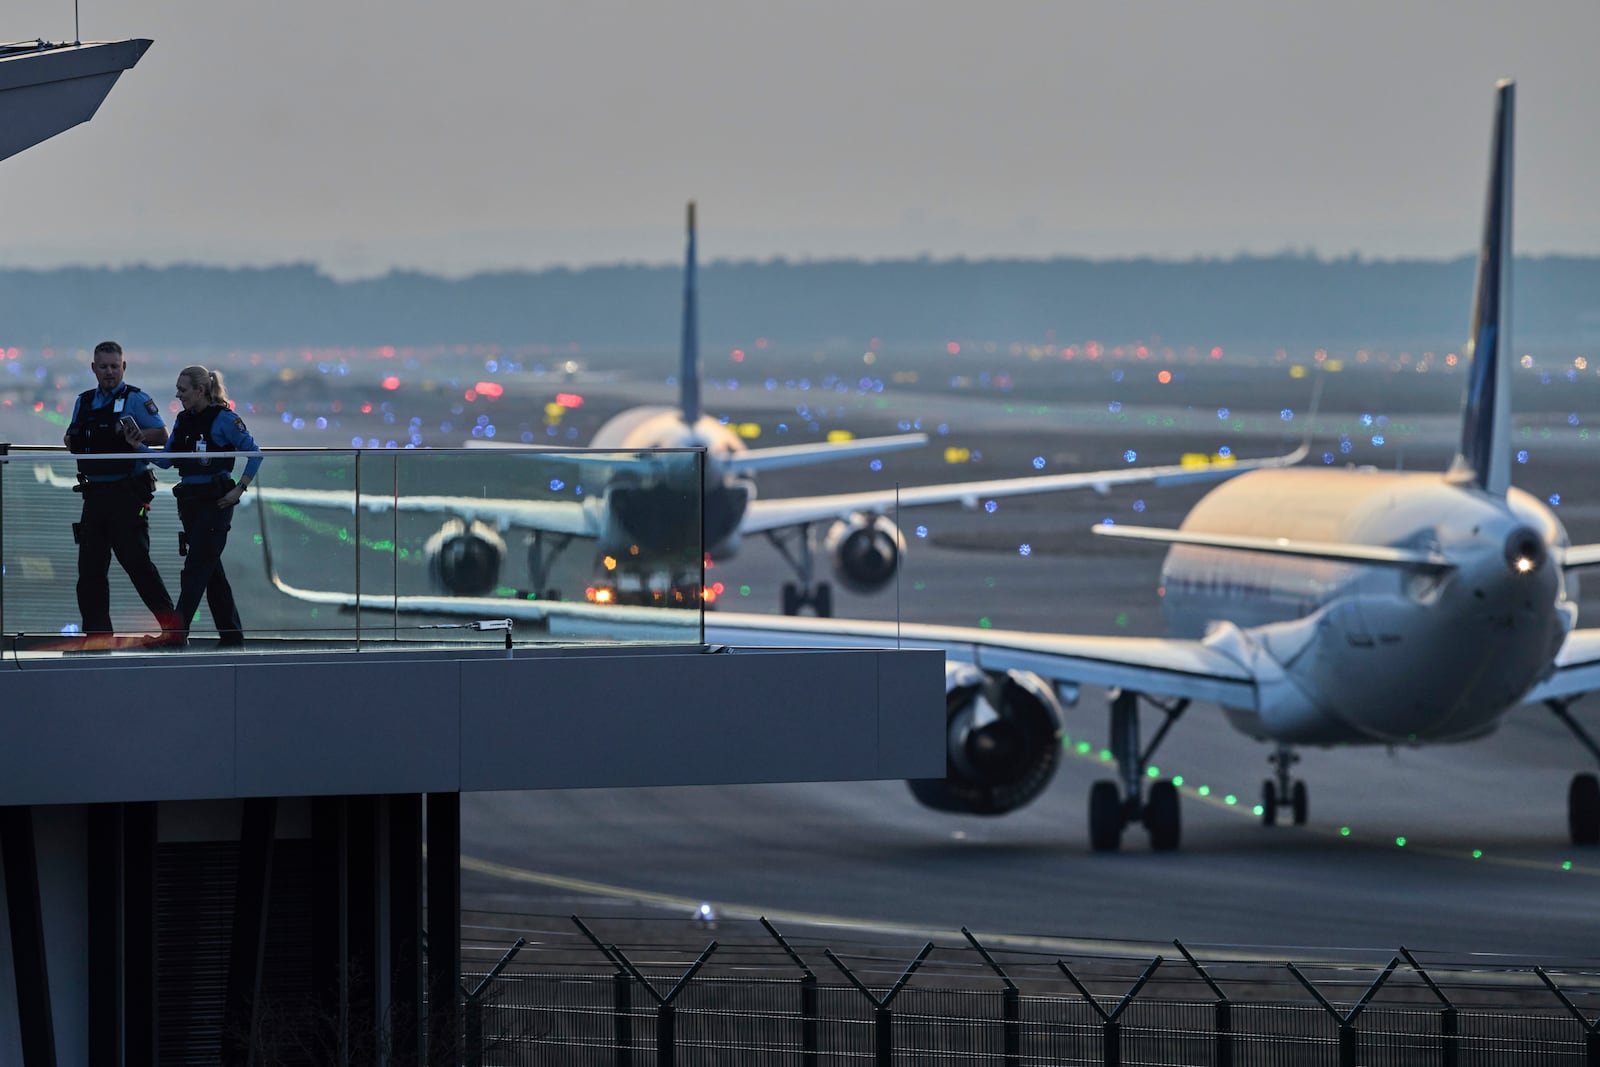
[
  {"left": 1395, "top": 837, "right": 1407, "bottom": 847},
  {"left": 1171, "top": 775, "right": 1184, "bottom": 787},
  {"left": 1098, "top": 750, "right": 1112, "bottom": 762},
  {"left": 1076, "top": 741, "right": 1092, "bottom": 755},
  {"left": 1223, "top": 794, "right": 1237, "bottom": 806},
  {"left": 1146, "top": 766, "right": 1159, "bottom": 778},
  {"left": 1472, "top": 849, "right": 1483, "bottom": 859},
  {"left": 1197, "top": 786, "right": 1210, "bottom": 797},
  {"left": 1563, "top": 861, "right": 1573, "bottom": 871},
  {"left": 1340, "top": 827, "right": 1351, "bottom": 837},
  {"left": 1252, "top": 805, "right": 1264, "bottom": 816}
]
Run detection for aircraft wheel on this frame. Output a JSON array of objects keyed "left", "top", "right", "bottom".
[
  {"left": 1145, "top": 779, "right": 1181, "bottom": 852},
  {"left": 1291, "top": 780, "right": 1309, "bottom": 826},
  {"left": 1088, "top": 780, "right": 1123, "bottom": 853},
  {"left": 781, "top": 583, "right": 801, "bottom": 616},
  {"left": 1569, "top": 773, "right": 1600, "bottom": 846},
  {"left": 813, "top": 583, "right": 833, "bottom": 618},
  {"left": 1260, "top": 780, "right": 1278, "bottom": 826}
]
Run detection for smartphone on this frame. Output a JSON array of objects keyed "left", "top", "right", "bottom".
[{"left": 118, "top": 415, "right": 140, "bottom": 437}]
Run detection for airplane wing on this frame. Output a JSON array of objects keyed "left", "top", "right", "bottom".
[
  {"left": 1559, "top": 544, "right": 1600, "bottom": 570},
  {"left": 1519, "top": 628, "right": 1600, "bottom": 704},
  {"left": 723, "top": 433, "right": 928, "bottom": 475},
  {"left": 739, "top": 443, "right": 1308, "bottom": 535},
  {"left": 700, "top": 612, "right": 1259, "bottom": 708},
  {"left": 1092, "top": 524, "right": 1457, "bottom": 571}
]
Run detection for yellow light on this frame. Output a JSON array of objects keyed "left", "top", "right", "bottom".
[
  {"left": 1324, "top": 359, "right": 1344, "bottom": 372},
  {"left": 1211, "top": 453, "right": 1237, "bottom": 467},
  {"left": 944, "top": 447, "right": 972, "bottom": 464},
  {"left": 736, "top": 422, "right": 762, "bottom": 439},
  {"left": 1289, "top": 365, "right": 1308, "bottom": 379},
  {"left": 544, "top": 402, "right": 566, "bottom": 419},
  {"left": 602, "top": 555, "right": 617, "bottom": 571},
  {"left": 1180, "top": 453, "right": 1209, "bottom": 468},
  {"left": 863, "top": 351, "right": 876, "bottom": 365},
  {"left": 826, "top": 429, "right": 855, "bottom": 443}
]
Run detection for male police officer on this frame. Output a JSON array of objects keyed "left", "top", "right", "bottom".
[{"left": 63, "top": 341, "right": 179, "bottom": 638}]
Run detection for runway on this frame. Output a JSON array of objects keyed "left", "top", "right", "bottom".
[{"left": 8, "top": 354, "right": 1600, "bottom": 958}]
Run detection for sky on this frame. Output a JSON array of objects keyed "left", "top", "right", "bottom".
[{"left": 3, "top": 1, "right": 1599, "bottom": 278}]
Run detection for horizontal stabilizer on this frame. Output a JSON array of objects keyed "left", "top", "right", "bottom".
[
  {"left": 1560, "top": 544, "right": 1600, "bottom": 570},
  {"left": 1092, "top": 523, "right": 1456, "bottom": 571},
  {"left": 724, "top": 433, "right": 928, "bottom": 475}
]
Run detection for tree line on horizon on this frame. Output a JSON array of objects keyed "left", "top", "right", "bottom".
[{"left": 1, "top": 253, "right": 1596, "bottom": 351}]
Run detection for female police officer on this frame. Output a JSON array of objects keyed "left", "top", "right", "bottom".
[{"left": 127, "top": 365, "right": 261, "bottom": 647}]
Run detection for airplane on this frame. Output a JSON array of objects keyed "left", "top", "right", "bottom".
[
  {"left": 30, "top": 202, "right": 1302, "bottom": 618},
  {"left": 695, "top": 79, "right": 1600, "bottom": 852}
]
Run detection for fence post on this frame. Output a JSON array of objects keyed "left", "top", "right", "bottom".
[
  {"left": 460, "top": 936, "right": 526, "bottom": 1067},
  {"left": 1056, "top": 954, "right": 1164, "bottom": 1067},
  {"left": 1535, "top": 967, "right": 1600, "bottom": 1067},
  {"left": 825, "top": 942, "right": 934, "bottom": 1067},
  {"left": 1287, "top": 956, "right": 1399, "bottom": 1067},
  {"left": 574, "top": 917, "right": 637, "bottom": 1066},
  {"left": 609, "top": 938, "right": 719, "bottom": 1067},
  {"left": 1173, "top": 941, "right": 1230, "bottom": 1067},
  {"left": 962, "top": 928, "right": 1020, "bottom": 1067},
  {"left": 1399, "top": 946, "right": 1457, "bottom": 1067},
  {"left": 761, "top": 917, "right": 819, "bottom": 1067}
]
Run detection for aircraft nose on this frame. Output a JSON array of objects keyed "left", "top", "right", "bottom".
[{"left": 1503, "top": 526, "right": 1546, "bottom": 576}]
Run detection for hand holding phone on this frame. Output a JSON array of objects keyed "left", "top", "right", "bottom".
[{"left": 118, "top": 415, "right": 142, "bottom": 443}]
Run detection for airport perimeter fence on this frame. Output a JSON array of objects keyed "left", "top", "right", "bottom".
[{"left": 455, "top": 911, "right": 1600, "bottom": 1066}]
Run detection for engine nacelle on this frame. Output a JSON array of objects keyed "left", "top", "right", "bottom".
[
  {"left": 907, "top": 663, "right": 1064, "bottom": 816},
  {"left": 824, "top": 512, "right": 905, "bottom": 593},
  {"left": 423, "top": 518, "right": 506, "bottom": 596}
]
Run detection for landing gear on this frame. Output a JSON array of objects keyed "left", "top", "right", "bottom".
[
  {"left": 1085, "top": 689, "right": 1190, "bottom": 853},
  {"left": 527, "top": 531, "right": 574, "bottom": 598},
  {"left": 767, "top": 526, "right": 832, "bottom": 616},
  {"left": 1545, "top": 698, "right": 1600, "bottom": 846},
  {"left": 1570, "top": 773, "right": 1600, "bottom": 847},
  {"left": 1261, "top": 745, "right": 1307, "bottom": 826}
]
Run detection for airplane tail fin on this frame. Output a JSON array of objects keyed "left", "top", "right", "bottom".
[
  {"left": 679, "top": 201, "right": 702, "bottom": 427},
  {"left": 1451, "top": 80, "right": 1515, "bottom": 497}
]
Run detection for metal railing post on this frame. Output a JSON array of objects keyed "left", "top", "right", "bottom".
[
  {"left": 1287, "top": 956, "right": 1399, "bottom": 1067},
  {"left": 573, "top": 917, "right": 634, "bottom": 1066},
  {"left": 1174, "top": 941, "right": 1231, "bottom": 1067},
  {"left": 608, "top": 938, "right": 719, "bottom": 1067},
  {"left": 963, "top": 928, "right": 1020, "bottom": 1067},
  {"left": 1057, "top": 955, "right": 1163, "bottom": 1067},
  {"left": 353, "top": 449, "right": 362, "bottom": 649},
  {"left": 461, "top": 936, "right": 525, "bottom": 1067},
  {"left": 825, "top": 942, "right": 933, "bottom": 1067},
  {"left": 0, "top": 442, "right": 8, "bottom": 642},
  {"left": 1400, "top": 946, "right": 1457, "bottom": 1067},
  {"left": 1535, "top": 966, "right": 1600, "bottom": 1067},
  {"left": 761, "top": 917, "right": 819, "bottom": 1067}
]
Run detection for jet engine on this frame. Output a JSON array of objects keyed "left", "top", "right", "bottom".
[
  {"left": 823, "top": 512, "right": 905, "bottom": 593},
  {"left": 423, "top": 518, "right": 506, "bottom": 596},
  {"left": 907, "top": 664, "right": 1064, "bottom": 816}
]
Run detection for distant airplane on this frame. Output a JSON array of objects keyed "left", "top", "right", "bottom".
[
  {"left": 199, "top": 202, "right": 1299, "bottom": 617},
  {"left": 703, "top": 80, "right": 1600, "bottom": 851}
]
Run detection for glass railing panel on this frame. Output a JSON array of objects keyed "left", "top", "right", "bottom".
[
  {"left": 2, "top": 446, "right": 708, "bottom": 658},
  {"left": 378, "top": 447, "right": 706, "bottom": 647}
]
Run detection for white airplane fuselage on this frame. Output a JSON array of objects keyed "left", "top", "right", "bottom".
[
  {"left": 589, "top": 406, "right": 753, "bottom": 559},
  {"left": 1160, "top": 468, "right": 1572, "bottom": 746}
]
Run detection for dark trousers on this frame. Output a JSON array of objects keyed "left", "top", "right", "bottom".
[
  {"left": 176, "top": 490, "right": 244, "bottom": 645},
  {"left": 75, "top": 479, "right": 177, "bottom": 635}
]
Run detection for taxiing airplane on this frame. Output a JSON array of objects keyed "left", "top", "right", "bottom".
[
  {"left": 701, "top": 80, "right": 1600, "bottom": 852},
  {"left": 183, "top": 203, "right": 1298, "bottom": 617}
]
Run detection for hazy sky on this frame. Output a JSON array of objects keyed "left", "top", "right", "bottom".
[{"left": 4, "top": 1, "right": 1598, "bottom": 277}]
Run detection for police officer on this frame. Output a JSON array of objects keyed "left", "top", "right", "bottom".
[
  {"left": 130, "top": 365, "right": 262, "bottom": 647},
  {"left": 63, "top": 340, "right": 179, "bottom": 639}
]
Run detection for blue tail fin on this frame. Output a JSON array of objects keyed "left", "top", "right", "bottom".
[
  {"left": 679, "top": 201, "right": 701, "bottom": 427},
  {"left": 1453, "top": 80, "right": 1515, "bottom": 497}
]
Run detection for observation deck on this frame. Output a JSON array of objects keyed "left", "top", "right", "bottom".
[{"left": 0, "top": 443, "right": 942, "bottom": 1064}]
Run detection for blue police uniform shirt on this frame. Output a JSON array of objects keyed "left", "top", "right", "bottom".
[
  {"left": 142, "top": 405, "right": 264, "bottom": 484},
  {"left": 70, "top": 385, "right": 165, "bottom": 482}
]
